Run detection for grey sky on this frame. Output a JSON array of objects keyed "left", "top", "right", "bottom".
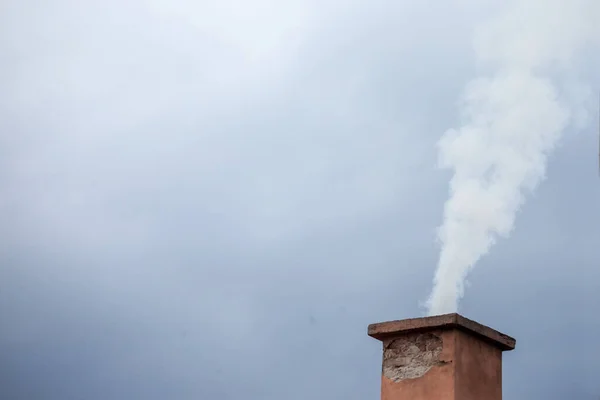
[{"left": 1, "top": 1, "right": 599, "bottom": 399}]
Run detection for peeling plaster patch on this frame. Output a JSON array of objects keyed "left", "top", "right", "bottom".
[{"left": 382, "top": 332, "right": 443, "bottom": 382}]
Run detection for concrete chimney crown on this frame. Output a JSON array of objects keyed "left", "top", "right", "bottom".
[{"left": 368, "top": 313, "right": 515, "bottom": 400}]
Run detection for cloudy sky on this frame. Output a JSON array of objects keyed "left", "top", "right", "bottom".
[{"left": 1, "top": 0, "right": 599, "bottom": 399}]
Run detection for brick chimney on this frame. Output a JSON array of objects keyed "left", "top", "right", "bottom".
[{"left": 368, "top": 313, "right": 515, "bottom": 400}]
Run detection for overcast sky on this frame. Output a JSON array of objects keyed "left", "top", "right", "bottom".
[{"left": 1, "top": 1, "right": 599, "bottom": 399}]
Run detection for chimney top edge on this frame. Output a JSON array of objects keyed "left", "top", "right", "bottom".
[{"left": 367, "top": 313, "right": 515, "bottom": 351}]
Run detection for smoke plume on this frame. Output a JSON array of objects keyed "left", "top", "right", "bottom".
[{"left": 426, "top": 0, "right": 598, "bottom": 316}]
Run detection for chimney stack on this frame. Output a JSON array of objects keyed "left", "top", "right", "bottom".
[{"left": 368, "top": 313, "right": 515, "bottom": 400}]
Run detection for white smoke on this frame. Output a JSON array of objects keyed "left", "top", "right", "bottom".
[{"left": 426, "top": 0, "right": 599, "bottom": 316}]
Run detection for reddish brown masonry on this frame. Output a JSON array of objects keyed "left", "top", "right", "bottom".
[{"left": 368, "top": 313, "right": 515, "bottom": 400}]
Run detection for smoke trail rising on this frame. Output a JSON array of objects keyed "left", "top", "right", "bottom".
[{"left": 426, "top": 0, "right": 598, "bottom": 316}]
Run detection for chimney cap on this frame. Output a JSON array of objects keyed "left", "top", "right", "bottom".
[{"left": 368, "top": 313, "right": 515, "bottom": 351}]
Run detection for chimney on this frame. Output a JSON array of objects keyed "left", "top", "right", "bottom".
[{"left": 368, "top": 313, "right": 515, "bottom": 400}]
